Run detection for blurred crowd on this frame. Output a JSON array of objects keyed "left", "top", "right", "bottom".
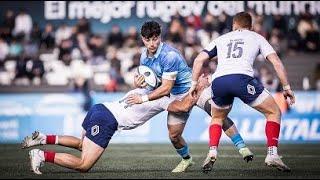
[{"left": 0, "top": 8, "right": 319, "bottom": 92}]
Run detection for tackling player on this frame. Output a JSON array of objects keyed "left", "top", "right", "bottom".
[{"left": 189, "top": 12, "right": 295, "bottom": 172}]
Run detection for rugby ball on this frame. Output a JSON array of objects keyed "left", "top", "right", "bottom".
[{"left": 137, "top": 65, "right": 161, "bottom": 90}]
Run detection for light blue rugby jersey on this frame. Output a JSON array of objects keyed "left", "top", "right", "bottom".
[{"left": 140, "top": 42, "right": 192, "bottom": 95}]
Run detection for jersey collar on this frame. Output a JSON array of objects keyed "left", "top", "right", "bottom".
[{"left": 145, "top": 42, "right": 164, "bottom": 60}]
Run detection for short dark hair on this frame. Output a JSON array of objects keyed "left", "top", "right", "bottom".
[
  {"left": 233, "top": 12, "right": 252, "bottom": 29},
  {"left": 140, "top": 21, "right": 161, "bottom": 39}
]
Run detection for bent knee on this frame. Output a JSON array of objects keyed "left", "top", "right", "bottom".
[
  {"left": 169, "top": 131, "right": 182, "bottom": 143},
  {"left": 75, "top": 163, "right": 92, "bottom": 172}
]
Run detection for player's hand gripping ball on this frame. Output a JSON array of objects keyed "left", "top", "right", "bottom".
[{"left": 137, "top": 65, "right": 161, "bottom": 90}]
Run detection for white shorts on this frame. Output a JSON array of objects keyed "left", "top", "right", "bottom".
[{"left": 167, "top": 91, "right": 192, "bottom": 125}]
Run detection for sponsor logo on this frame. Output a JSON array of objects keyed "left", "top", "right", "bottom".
[
  {"left": 247, "top": 84, "right": 256, "bottom": 95},
  {"left": 91, "top": 125, "right": 99, "bottom": 136}
]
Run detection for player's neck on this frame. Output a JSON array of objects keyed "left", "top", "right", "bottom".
[
  {"left": 234, "top": 27, "right": 250, "bottom": 31},
  {"left": 147, "top": 50, "right": 156, "bottom": 57}
]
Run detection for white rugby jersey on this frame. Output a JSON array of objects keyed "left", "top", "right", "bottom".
[
  {"left": 203, "top": 29, "right": 275, "bottom": 79},
  {"left": 103, "top": 88, "right": 174, "bottom": 130}
]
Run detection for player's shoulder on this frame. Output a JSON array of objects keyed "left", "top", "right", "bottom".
[
  {"left": 246, "top": 30, "right": 266, "bottom": 40},
  {"left": 162, "top": 43, "right": 181, "bottom": 60}
]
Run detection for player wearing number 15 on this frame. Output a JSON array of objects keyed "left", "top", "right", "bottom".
[{"left": 189, "top": 12, "right": 295, "bottom": 173}]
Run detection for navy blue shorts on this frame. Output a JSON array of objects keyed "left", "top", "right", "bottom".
[
  {"left": 82, "top": 104, "right": 118, "bottom": 148},
  {"left": 211, "top": 74, "right": 264, "bottom": 107}
]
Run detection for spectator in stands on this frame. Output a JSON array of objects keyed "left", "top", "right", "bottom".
[
  {"left": 14, "top": 55, "right": 28, "bottom": 85},
  {"left": 197, "top": 13, "right": 220, "bottom": 48},
  {"left": 109, "top": 48, "right": 124, "bottom": 85},
  {"left": 124, "top": 26, "right": 139, "bottom": 48},
  {"left": 304, "top": 22, "right": 320, "bottom": 52},
  {"left": 185, "top": 14, "right": 202, "bottom": 31},
  {"left": 12, "top": 9, "right": 32, "bottom": 41},
  {"left": 26, "top": 55, "right": 45, "bottom": 85},
  {"left": 30, "top": 23, "right": 42, "bottom": 46},
  {"left": 164, "top": 18, "right": 185, "bottom": 45},
  {"left": 0, "top": 37, "right": 9, "bottom": 70},
  {"left": 23, "top": 40, "right": 39, "bottom": 59},
  {"left": 0, "top": 9, "right": 15, "bottom": 42},
  {"left": 55, "top": 23, "right": 73, "bottom": 46},
  {"left": 7, "top": 38, "right": 23, "bottom": 60},
  {"left": 88, "top": 35, "right": 106, "bottom": 65},
  {"left": 75, "top": 33, "right": 91, "bottom": 60},
  {"left": 107, "top": 25, "right": 124, "bottom": 48},
  {"left": 76, "top": 17, "right": 91, "bottom": 35},
  {"left": 105, "top": 47, "right": 124, "bottom": 92},
  {"left": 40, "top": 23, "right": 55, "bottom": 52},
  {"left": 58, "top": 39, "right": 73, "bottom": 66},
  {"left": 272, "top": 14, "right": 287, "bottom": 35}
]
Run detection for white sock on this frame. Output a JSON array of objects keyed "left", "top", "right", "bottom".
[
  {"left": 38, "top": 150, "right": 45, "bottom": 161},
  {"left": 55, "top": 136, "right": 59, "bottom": 145},
  {"left": 267, "top": 146, "right": 278, "bottom": 156},
  {"left": 209, "top": 146, "right": 217, "bottom": 157}
]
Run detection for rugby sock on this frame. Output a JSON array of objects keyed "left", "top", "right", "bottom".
[
  {"left": 46, "top": 135, "right": 58, "bottom": 144},
  {"left": 265, "top": 121, "right": 280, "bottom": 147},
  {"left": 231, "top": 134, "right": 246, "bottom": 150},
  {"left": 176, "top": 145, "right": 190, "bottom": 159},
  {"left": 44, "top": 151, "right": 56, "bottom": 163},
  {"left": 209, "top": 124, "right": 222, "bottom": 148},
  {"left": 266, "top": 121, "right": 280, "bottom": 156}
]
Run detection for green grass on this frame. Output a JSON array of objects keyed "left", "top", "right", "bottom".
[{"left": 0, "top": 143, "right": 320, "bottom": 179}]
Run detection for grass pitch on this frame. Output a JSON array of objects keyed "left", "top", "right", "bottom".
[{"left": 0, "top": 143, "right": 319, "bottom": 179}]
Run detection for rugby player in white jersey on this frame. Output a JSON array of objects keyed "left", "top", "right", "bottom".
[
  {"left": 22, "top": 75, "right": 252, "bottom": 175},
  {"left": 189, "top": 12, "right": 295, "bottom": 173}
]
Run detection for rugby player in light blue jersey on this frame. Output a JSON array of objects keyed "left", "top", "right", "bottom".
[{"left": 126, "top": 21, "right": 253, "bottom": 172}]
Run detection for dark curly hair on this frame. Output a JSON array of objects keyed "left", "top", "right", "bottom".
[{"left": 140, "top": 21, "right": 161, "bottom": 39}]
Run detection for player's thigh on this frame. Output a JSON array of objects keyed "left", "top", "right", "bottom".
[
  {"left": 80, "top": 137, "right": 105, "bottom": 169},
  {"left": 252, "top": 94, "right": 281, "bottom": 121},
  {"left": 167, "top": 110, "right": 190, "bottom": 125}
]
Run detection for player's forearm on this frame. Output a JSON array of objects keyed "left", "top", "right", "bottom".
[
  {"left": 147, "top": 85, "right": 171, "bottom": 101},
  {"left": 192, "top": 58, "right": 204, "bottom": 82},
  {"left": 192, "top": 52, "right": 208, "bottom": 82},
  {"left": 168, "top": 97, "right": 194, "bottom": 113},
  {"left": 268, "top": 53, "right": 290, "bottom": 88},
  {"left": 274, "top": 62, "right": 289, "bottom": 87}
]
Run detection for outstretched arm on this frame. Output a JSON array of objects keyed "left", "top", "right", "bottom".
[
  {"left": 168, "top": 74, "right": 210, "bottom": 113},
  {"left": 167, "top": 95, "right": 197, "bottom": 113},
  {"left": 126, "top": 79, "right": 174, "bottom": 105}
]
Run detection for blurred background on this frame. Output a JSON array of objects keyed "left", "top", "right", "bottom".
[{"left": 0, "top": 1, "right": 319, "bottom": 144}]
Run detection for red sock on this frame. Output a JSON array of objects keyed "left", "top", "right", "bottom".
[
  {"left": 44, "top": 151, "right": 56, "bottom": 163},
  {"left": 46, "top": 135, "right": 56, "bottom": 144},
  {"left": 209, "top": 124, "right": 222, "bottom": 147},
  {"left": 265, "top": 121, "right": 280, "bottom": 147}
]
